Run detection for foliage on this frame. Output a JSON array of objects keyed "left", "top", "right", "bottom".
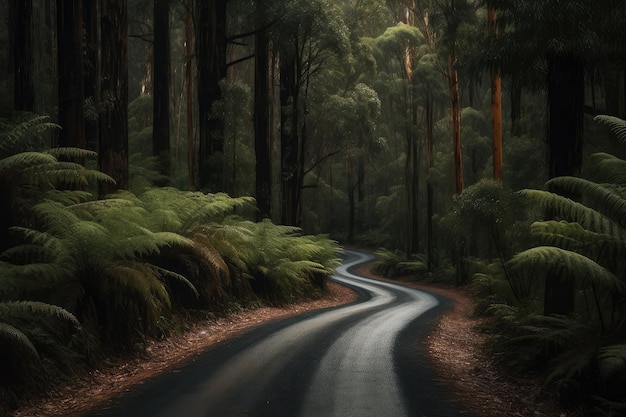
[
  {"left": 473, "top": 116, "right": 626, "bottom": 414},
  {"left": 372, "top": 247, "right": 427, "bottom": 278}
]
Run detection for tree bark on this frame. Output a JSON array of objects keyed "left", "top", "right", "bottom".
[
  {"left": 84, "top": 0, "right": 100, "bottom": 152},
  {"left": 185, "top": 5, "right": 195, "bottom": 189},
  {"left": 13, "top": 0, "right": 35, "bottom": 111},
  {"left": 448, "top": 46, "right": 463, "bottom": 194},
  {"left": 57, "top": 0, "right": 86, "bottom": 150},
  {"left": 153, "top": 0, "right": 171, "bottom": 183},
  {"left": 489, "top": 6, "right": 502, "bottom": 181},
  {"left": 254, "top": 28, "right": 272, "bottom": 220},
  {"left": 280, "top": 52, "right": 299, "bottom": 226},
  {"left": 99, "top": 0, "right": 129, "bottom": 196},
  {"left": 425, "top": 95, "right": 435, "bottom": 271},
  {"left": 196, "top": 0, "right": 227, "bottom": 191}
]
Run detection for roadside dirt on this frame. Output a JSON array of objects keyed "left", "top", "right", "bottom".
[{"left": 12, "top": 259, "right": 566, "bottom": 417}]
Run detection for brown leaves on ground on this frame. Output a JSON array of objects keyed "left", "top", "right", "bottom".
[{"left": 13, "top": 259, "right": 565, "bottom": 417}]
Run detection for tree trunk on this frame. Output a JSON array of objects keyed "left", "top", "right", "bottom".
[
  {"left": 196, "top": 0, "right": 227, "bottom": 191},
  {"left": 425, "top": 95, "right": 435, "bottom": 271},
  {"left": 84, "top": 0, "right": 99, "bottom": 152},
  {"left": 448, "top": 46, "right": 463, "bottom": 194},
  {"left": 185, "top": 5, "right": 195, "bottom": 189},
  {"left": 99, "top": 0, "right": 129, "bottom": 196},
  {"left": 153, "top": 0, "right": 171, "bottom": 183},
  {"left": 254, "top": 28, "right": 272, "bottom": 220},
  {"left": 543, "top": 52, "right": 585, "bottom": 316},
  {"left": 489, "top": 6, "right": 502, "bottom": 181},
  {"left": 13, "top": 0, "right": 35, "bottom": 111},
  {"left": 280, "top": 52, "right": 299, "bottom": 226},
  {"left": 57, "top": 0, "right": 85, "bottom": 150}
]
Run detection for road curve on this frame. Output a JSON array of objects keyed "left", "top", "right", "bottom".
[{"left": 87, "top": 250, "right": 467, "bottom": 417}]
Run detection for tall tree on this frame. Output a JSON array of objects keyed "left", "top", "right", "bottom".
[
  {"left": 84, "top": 0, "right": 100, "bottom": 152},
  {"left": 99, "top": 0, "right": 129, "bottom": 196},
  {"left": 488, "top": 2, "right": 502, "bottom": 181},
  {"left": 57, "top": 0, "right": 86, "bottom": 149},
  {"left": 12, "top": 0, "right": 35, "bottom": 111},
  {"left": 184, "top": 2, "right": 195, "bottom": 189},
  {"left": 254, "top": 25, "right": 272, "bottom": 220},
  {"left": 153, "top": 0, "right": 171, "bottom": 181},
  {"left": 196, "top": 0, "right": 228, "bottom": 191}
]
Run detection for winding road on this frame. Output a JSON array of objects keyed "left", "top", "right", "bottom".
[{"left": 87, "top": 250, "right": 468, "bottom": 417}]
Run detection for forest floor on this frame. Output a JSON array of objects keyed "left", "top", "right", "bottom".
[{"left": 12, "top": 255, "right": 567, "bottom": 417}]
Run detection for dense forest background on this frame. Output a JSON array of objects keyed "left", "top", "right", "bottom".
[{"left": 1, "top": 0, "right": 626, "bottom": 415}]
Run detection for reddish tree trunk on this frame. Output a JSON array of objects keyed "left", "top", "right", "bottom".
[
  {"left": 489, "top": 6, "right": 503, "bottom": 181},
  {"left": 185, "top": 6, "right": 195, "bottom": 189}
]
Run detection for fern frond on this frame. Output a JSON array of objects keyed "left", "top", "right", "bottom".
[
  {"left": 588, "top": 153, "right": 626, "bottom": 187},
  {"left": 0, "top": 322, "right": 39, "bottom": 359},
  {"left": 0, "top": 115, "right": 59, "bottom": 156},
  {"left": 43, "top": 190, "right": 94, "bottom": 206},
  {"left": 520, "top": 189, "right": 622, "bottom": 237},
  {"left": 594, "top": 115, "right": 626, "bottom": 143},
  {"left": 597, "top": 344, "right": 626, "bottom": 380},
  {"left": 0, "top": 152, "right": 57, "bottom": 176},
  {"left": 46, "top": 147, "right": 98, "bottom": 160},
  {"left": 508, "top": 246, "right": 623, "bottom": 292},
  {"left": 547, "top": 176, "right": 626, "bottom": 229},
  {"left": 0, "top": 301, "right": 80, "bottom": 328},
  {"left": 150, "top": 265, "right": 199, "bottom": 299}
]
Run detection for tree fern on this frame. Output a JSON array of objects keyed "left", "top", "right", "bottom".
[
  {"left": 547, "top": 176, "right": 626, "bottom": 229},
  {"left": 520, "top": 189, "right": 623, "bottom": 237},
  {"left": 594, "top": 115, "right": 626, "bottom": 143},
  {"left": 508, "top": 246, "right": 623, "bottom": 293}
]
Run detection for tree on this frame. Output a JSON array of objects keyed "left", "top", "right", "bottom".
[
  {"left": 488, "top": 2, "right": 502, "bottom": 181},
  {"left": 99, "top": 0, "right": 129, "bottom": 196},
  {"left": 196, "top": 0, "right": 228, "bottom": 191},
  {"left": 274, "top": 0, "right": 350, "bottom": 226},
  {"left": 254, "top": 24, "right": 272, "bottom": 220},
  {"left": 490, "top": 0, "right": 626, "bottom": 315},
  {"left": 57, "top": 0, "right": 86, "bottom": 150},
  {"left": 152, "top": 0, "right": 171, "bottom": 182},
  {"left": 12, "top": 0, "right": 35, "bottom": 111}
]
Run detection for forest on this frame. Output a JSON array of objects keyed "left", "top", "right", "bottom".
[{"left": 1, "top": 0, "right": 626, "bottom": 415}]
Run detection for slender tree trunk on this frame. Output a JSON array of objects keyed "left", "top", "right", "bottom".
[
  {"left": 99, "top": 0, "right": 129, "bottom": 196},
  {"left": 196, "top": 0, "right": 227, "bottom": 191},
  {"left": 13, "top": 0, "right": 35, "bottom": 111},
  {"left": 280, "top": 52, "right": 299, "bottom": 226},
  {"left": 84, "top": 0, "right": 99, "bottom": 152},
  {"left": 57, "top": 0, "right": 85, "bottom": 150},
  {"left": 254, "top": 28, "right": 272, "bottom": 220},
  {"left": 185, "top": 5, "right": 195, "bottom": 189},
  {"left": 448, "top": 45, "right": 463, "bottom": 194},
  {"left": 489, "top": 5, "right": 502, "bottom": 181},
  {"left": 425, "top": 95, "right": 435, "bottom": 271},
  {"left": 153, "top": 0, "right": 171, "bottom": 182}
]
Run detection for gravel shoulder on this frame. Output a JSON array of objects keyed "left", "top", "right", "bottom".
[{"left": 13, "top": 256, "right": 565, "bottom": 417}]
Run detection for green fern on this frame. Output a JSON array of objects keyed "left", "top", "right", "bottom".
[
  {"left": 508, "top": 246, "right": 623, "bottom": 292},
  {"left": 594, "top": 115, "right": 626, "bottom": 143}
]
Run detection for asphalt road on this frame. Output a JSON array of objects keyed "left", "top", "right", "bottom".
[{"left": 87, "top": 250, "right": 469, "bottom": 417}]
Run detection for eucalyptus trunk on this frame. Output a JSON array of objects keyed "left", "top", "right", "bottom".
[
  {"left": 489, "top": 5, "right": 502, "bottom": 181},
  {"left": 254, "top": 28, "right": 272, "bottom": 220},
  {"left": 153, "top": 0, "right": 171, "bottom": 182},
  {"left": 196, "top": 0, "right": 227, "bottom": 191},
  {"left": 185, "top": 6, "right": 195, "bottom": 189},
  {"left": 280, "top": 52, "right": 300, "bottom": 226},
  {"left": 84, "top": 0, "right": 99, "bottom": 152},
  {"left": 99, "top": 0, "right": 129, "bottom": 196},
  {"left": 57, "top": 0, "right": 85, "bottom": 150},
  {"left": 13, "top": 0, "right": 35, "bottom": 111}
]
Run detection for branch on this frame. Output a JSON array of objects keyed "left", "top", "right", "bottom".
[{"left": 226, "top": 54, "right": 255, "bottom": 69}]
